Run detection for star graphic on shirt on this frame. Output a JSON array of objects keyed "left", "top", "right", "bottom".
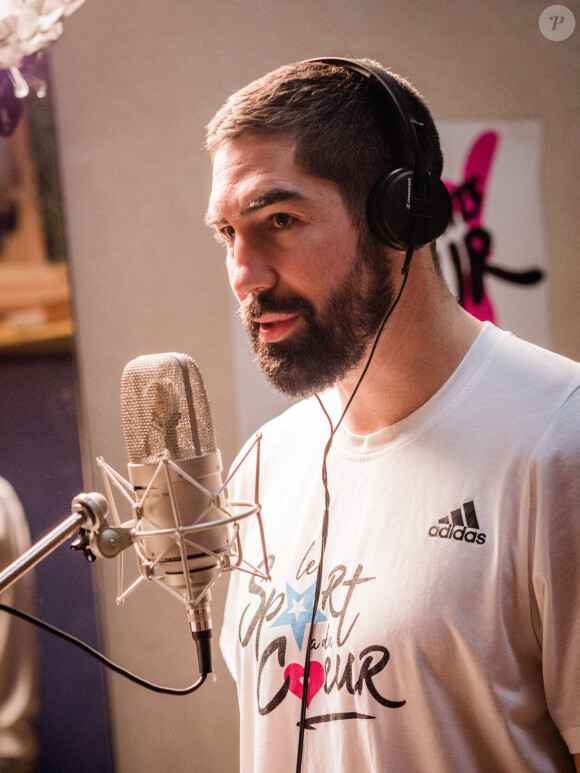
[
  {"left": 271, "top": 582, "right": 327, "bottom": 649},
  {"left": 290, "top": 597, "right": 306, "bottom": 619}
]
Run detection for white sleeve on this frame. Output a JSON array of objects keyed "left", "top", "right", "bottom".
[{"left": 531, "top": 387, "right": 580, "bottom": 754}]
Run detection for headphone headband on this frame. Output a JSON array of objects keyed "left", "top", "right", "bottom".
[
  {"left": 302, "top": 57, "right": 452, "bottom": 251},
  {"left": 304, "top": 57, "right": 421, "bottom": 163}
]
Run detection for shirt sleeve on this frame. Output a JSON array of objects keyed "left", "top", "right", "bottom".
[{"left": 530, "top": 387, "right": 580, "bottom": 754}]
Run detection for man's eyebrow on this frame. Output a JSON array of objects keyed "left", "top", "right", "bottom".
[
  {"left": 204, "top": 188, "right": 306, "bottom": 227},
  {"left": 242, "top": 188, "right": 306, "bottom": 214}
]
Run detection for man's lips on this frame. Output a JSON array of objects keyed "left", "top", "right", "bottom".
[{"left": 253, "top": 313, "right": 301, "bottom": 343}]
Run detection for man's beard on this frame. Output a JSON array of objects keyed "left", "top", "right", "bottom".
[{"left": 239, "top": 232, "right": 395, "bottom": 398}]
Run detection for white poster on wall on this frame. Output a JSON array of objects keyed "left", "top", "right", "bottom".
[{"left": 437, "top": 121, "right": 550, "bottom": 348}]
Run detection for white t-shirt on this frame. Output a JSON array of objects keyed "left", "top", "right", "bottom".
[{"left": 221, "top": 323, "right": 580, "bottom": 772}]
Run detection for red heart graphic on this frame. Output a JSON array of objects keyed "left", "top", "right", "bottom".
[{"left": 284, "top": 661, "right": 324, "bottom": 707}]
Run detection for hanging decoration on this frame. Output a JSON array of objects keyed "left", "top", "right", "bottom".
[{"left": 0, "top": 0, "right": 85, "bottom": 135}]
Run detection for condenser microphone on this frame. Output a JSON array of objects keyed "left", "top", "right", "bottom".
[{"left": 120, "top": 352, "right": 233, "bottom": 674}]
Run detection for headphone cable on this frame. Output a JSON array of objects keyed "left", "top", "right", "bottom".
[{"left": 295, "top": 243, "right": 414, "bottom": 772}]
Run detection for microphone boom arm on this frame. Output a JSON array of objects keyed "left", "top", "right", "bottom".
[{"left": 0, "top": 492, "right": 110, "bottom": 594}]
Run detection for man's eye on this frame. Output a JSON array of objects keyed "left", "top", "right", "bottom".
[
  {"left": 271, "top": 213, "right": 294, "bottom": 229},
  {"left": 217, "top": 226, "right": 235, "bottom": 243}
]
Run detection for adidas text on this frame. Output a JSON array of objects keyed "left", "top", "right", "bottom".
[
  {"left": 428, "top": 500, "right": 487, "bottom": 545},
  {"left": 428, "top": 524, "right": 486, "bottom": 544}
]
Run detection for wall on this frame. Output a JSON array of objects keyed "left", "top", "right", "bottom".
[{"left": 49, "top": 1, "right": 579, "bottom": 770}]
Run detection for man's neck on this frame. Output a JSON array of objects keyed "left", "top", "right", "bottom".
[{"left": 335, "top": 252, "right": 483, "bottom": 435}]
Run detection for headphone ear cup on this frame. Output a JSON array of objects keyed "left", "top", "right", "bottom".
[{"left": 367, "top": 169, "right": 452, "bottom": 250}]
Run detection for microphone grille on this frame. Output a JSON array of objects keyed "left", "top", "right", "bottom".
[{"left": 121, "top": 353, "right": 216, "bottom": 464}]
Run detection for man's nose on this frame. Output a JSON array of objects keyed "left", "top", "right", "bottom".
[{"left": 229, "top": 235, "right": 277, "bottom": 301}]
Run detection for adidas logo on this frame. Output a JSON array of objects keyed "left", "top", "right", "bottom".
[{"left": 428, "top": 500, "right": 486, "bottom": 545}]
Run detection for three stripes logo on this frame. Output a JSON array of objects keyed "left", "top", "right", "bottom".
[{"left": 428, "top": 500, "right": 486, "bottom": 545}]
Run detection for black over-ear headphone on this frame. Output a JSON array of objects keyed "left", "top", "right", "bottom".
[{"left": 306, "top": 57, "right": 452, "bottom": 252}]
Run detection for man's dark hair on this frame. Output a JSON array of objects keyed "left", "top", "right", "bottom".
[{"left": 205, "top": 58, "right": 445, "bottom": 227}]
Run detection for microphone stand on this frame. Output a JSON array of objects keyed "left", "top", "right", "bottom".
[
  {"left": 0, "top": 438, "right": 269, "bottom": 683},
  {"left": 0, "top": 490, "right": 212, "bottom": 693},
  {"left": 0, "top": 492, "right": 123, "bottom": 594}
]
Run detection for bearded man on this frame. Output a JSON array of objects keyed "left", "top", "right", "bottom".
[{"left": 205, "top": 58, "right": 580, "bottom": 773}]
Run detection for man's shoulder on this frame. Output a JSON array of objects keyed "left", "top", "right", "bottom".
[
  {"left": 504, "top": 330, "right": 580, "bottom": 376},
  {"left": 232, "top": 395, "right": 333, "bottom": 466},
  {"left": 255, "top": 395, "right": 332, "bottom": 444},
  {"left": 475, "top": 326, "right": 580, "bottom": 453},
  {"left": 227, "top": 396, "right": 333, "bottom": 498},
  {"left": 487, "top": 325, "right": 580, "bottom": 400}
]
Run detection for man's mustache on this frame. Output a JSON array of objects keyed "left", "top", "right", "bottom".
[{"left": 239, "top": 290, "right": 314, "bottom": 326}]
